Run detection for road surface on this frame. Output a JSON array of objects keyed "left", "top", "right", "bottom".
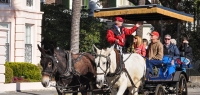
[{"left": 0, "top": 88, "right": 199, "bottom": 95}]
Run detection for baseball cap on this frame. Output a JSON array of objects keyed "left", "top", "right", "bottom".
[
  {"left": 115, "top": 17, "right": 124, "bottom": 22},
  {"left": 150, "top": 31, "right": 159, "bottom": 37}
]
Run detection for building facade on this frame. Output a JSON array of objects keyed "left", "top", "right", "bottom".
[{"left": 0, "top": 0, "right": 43, "bottom": 64}]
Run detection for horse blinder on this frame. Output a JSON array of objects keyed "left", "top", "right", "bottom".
[{"left": 41, "top": 54, "right": 59, "bottom": 76}]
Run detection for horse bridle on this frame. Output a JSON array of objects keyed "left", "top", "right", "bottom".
[
  {"left": 41, "top": 54, "right": 59, "bottom": 76},
  {"left": 95, "top": 51, "right": 111, "bottom": 75}
]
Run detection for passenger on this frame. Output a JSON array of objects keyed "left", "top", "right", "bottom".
[
  {"left": 127, "top": 35, "right": 135, "bottom": 53},
  {"left": 127, "top": 35, "right": 146, "bottom": 56},
  {"left": 134, "top": 36, "right": 146, "bottom": 57},
  {"left": 179, "top": 37, "right": 193, "bottom": 65},
  {"left": 163, "top": 34, "right": 180, "bottom": 65},
  {"left": 146, "top": 31, "right": 163, "bottom": 74},
  {"left": 106, "top": 16, "right": 143, "bottom": 54},
  {"left": 142, "top": 38, "right": 149, "bottom": 53},
  {"left": 170, "top": 39, "right": 177, "bottom": 45}
]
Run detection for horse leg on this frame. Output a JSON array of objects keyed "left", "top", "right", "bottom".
[
  {"left": 72, "top": 92, "right": 78, "bottom": 95},
  {"left": 110, "top": 88, "right": 117, "bottom": 95},
  {"left": 128, "top": 87, "right": 139, "bottom": 95},
  {"left": 133, "top": 88, "right": 138, "bottom": 95},
  {"left": 56, "top": 87, "right": 65, "bottom": 95},
  {"left": 116, "top": 80, "right": 127, "bottom": 95},
  {"left": 128, "top": 87, "right": 134, "bottom": 95},
  {"left": 72, "top": 88, "right": 78, "bottom": 95},
  {"left": 132, "top": 80, "right": 142, "bottom": 95}
]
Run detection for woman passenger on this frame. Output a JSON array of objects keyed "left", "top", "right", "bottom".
[
  {"left": 128, "top": 35, "right": 146, "bottom": 57},
  {"left": 143, "top": 38, "right": 149, "bottom": 51},
  {"left": 179, "top": 37, "right": 193, "bottom": 65}
]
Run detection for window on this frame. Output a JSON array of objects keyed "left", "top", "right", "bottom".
[
  {"left": 0, "top": 0, "right": 10, "bottom": 4},
  {"left": 118, "top": 0, "right": 132, "bottom": 7},
  {"left": 25, "top": 24, "right": 33, "bottom": 63},
  {"left": 81, "top": 0, "right": 84, "bottom": 6},
  {"left": 25, "top": 24, "right": 32, "bottom": 44},
  {"left": 0, "top": 22, "right": 10, "bottom": 62},
  {"left": 26, "top": 0, "right": 33, "bottom": 8},
  {"left": 0, "top": 0, "right": 10, "bottom": 7}
]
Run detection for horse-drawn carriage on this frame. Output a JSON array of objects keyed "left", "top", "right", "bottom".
[{"left": 38, "top": 4, "right": 194, "bottom": 95}]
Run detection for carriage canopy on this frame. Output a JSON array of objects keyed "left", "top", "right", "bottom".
[{"left": 94, "top": 4, "right": 194, "bottom": 22}]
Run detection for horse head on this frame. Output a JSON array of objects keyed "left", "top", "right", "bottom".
[
  {"left": 38, "top": 44, "right": 59, "bottom": 87},
  {"left": 39, "top": 45, "right": 74, "bottom": 88},
  {"left": 92, "top": 45, "right": 116, "bottom": 88}
]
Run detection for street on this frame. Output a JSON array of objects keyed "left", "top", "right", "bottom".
[{"left": 0, "top": 88, "right": 200, "bottom": 95}]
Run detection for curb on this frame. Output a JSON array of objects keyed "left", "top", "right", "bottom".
[{"left": 0, "top": 82, "right": 56, "bottom": 93}]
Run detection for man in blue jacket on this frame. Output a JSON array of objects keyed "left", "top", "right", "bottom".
[{"left": 163, "top": 34, "right": 180, "bottom": 65}]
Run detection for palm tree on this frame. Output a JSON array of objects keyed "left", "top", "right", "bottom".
[
  {"left": 136, "top": 0, "right": 146, "bottom": 38},
  {"left": 70, "top": 0, "right": 81, "bottom": 54}
]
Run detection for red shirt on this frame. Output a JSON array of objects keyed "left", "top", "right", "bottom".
[
  {"left": 134, "top": 44, "right": 146, "bottom": 57},
  {"left": 106, "top": 25, "right": 138, "bottom": 46}
]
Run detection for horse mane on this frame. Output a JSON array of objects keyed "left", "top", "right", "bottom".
[{"left": 54, "top": 49, "right": 68, "bottom": 62}]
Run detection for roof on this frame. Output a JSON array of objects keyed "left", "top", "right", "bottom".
[{"left": 94, "top": 4, "right": 194, "bottom": 22}]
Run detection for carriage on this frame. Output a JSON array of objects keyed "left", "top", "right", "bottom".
[
  {"left": 93, "top": 4, "right": 194, "bottom": 95},
  {"left": 38, "top": 4, "right": 194, "bottom": 95}
]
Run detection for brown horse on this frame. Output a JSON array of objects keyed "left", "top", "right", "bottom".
[{"left": 38, "top": 45, "right": 97, "bottom": 95}]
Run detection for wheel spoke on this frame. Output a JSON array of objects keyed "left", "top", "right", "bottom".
[{"left": 176, "top": 74, "right": 187, "bottom": 95}]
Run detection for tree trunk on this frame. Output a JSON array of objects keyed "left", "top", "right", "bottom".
[
  {"left": 136, "top": 0, "right": 146, "bottom": 38},
  {"left": 70, "top": 0, "right": 81, "bottom": 54}
]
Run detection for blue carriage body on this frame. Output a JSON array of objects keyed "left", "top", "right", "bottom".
[{"left": 145, "top": 56, "right": 193, "bottom": 82}]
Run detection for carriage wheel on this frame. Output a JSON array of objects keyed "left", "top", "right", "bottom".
[
  {"left": 155, "top": 84, "right": 165, "bottom": 95},
  {"left": 176, "top": 74, "right": 188, "bottom": 95}
]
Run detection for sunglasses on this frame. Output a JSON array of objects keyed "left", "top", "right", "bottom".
[{"left": 165, "top": 38, "right": 171, "bottom": 40}]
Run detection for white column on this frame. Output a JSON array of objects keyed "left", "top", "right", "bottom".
[
  {"left": 0, "top": 26, "right": 8, "bottom": 93},
  {"left": 69, "top": 0, "right": 72, "bottom": 9}
]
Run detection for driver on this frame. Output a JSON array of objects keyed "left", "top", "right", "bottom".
[{"left": 106, "top": 17, "right": 142, "bottom": 54}]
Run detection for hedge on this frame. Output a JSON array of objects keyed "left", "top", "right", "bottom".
[
  {"left": 5, "top": 66, "right": 13, "bottom": 83},
  {"left": 5, "top": 62, "right": 42, "bottom": 81}
]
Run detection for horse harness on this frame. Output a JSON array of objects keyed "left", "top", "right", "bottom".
[
  {"left": 60, "top": 51, "right": 92, "bottom": 78},
  {"left": 62, "top": 51, "right": 94, "bottom": 85},
  {"left": 95, "top": 50, "right": 136, "bottom": 89}
]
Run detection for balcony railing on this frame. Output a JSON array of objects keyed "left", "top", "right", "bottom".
[{"left": 25, "top": 44, "right": 32, "bottom": 63}]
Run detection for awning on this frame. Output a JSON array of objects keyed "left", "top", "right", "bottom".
[{"left": 94, "top": 4, "right": 194, "bottom": 22}]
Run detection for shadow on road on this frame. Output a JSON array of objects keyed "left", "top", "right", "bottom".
[{"left": 16, "top": 91, "right": 40, "bottom": 95}]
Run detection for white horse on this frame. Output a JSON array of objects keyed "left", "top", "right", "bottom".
[{"left": 92, "top": 45, "right": 146, "bottom": 95}]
